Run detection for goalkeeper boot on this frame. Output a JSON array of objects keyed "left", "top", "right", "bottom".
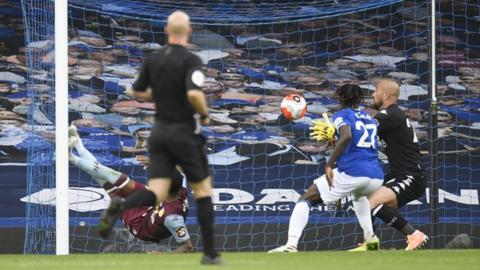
[
  {"left": 268, "top": 245, "right": 298, "bottom": 253},
  {"left": 366, "top": 235, "right": 380, "bottom": 251},
  {"left": 405, "top": 230, "right": 428, "bottom": 251},
  {"left": 68, "top": 125, "right": 79, "bottom": 138},
  {"left": 68, "top": 125, "right": 79, "bottom": 151},
  {"left": 98, "top": 197, "right": 124, "bottom": 239},
  {"left": 68, "top": 125, "right": 79, "bottom": 149},
  {"left": 348, "top": 243, "right": 367, "bottom": 252},
  {"left": 68, "top": 135, "right": 78, "bottom": 150}
]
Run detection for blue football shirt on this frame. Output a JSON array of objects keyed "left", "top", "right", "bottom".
[{"left": 331, "top": 108, "right": 383, "bottom": 179}]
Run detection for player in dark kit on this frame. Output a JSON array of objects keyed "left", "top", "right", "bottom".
[
  {"left": 68, "top": 126, "right": 193, "bottom": 252},
  {"left": 98, "top": 11, "right": 221, "bottom": 264},
  {"left": 353, "top": 79, "right": 428, "bottom": 251}
]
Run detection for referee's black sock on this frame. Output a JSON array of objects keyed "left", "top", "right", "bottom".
[
  {"left": 372, "top": 204, "right": 416, "bottom": 236},
  {"left": 121, "top": 189, "right": 157, "bottom": 210},
  {"left": 196, "top": 196, "right": 218, "bottom": 258}
]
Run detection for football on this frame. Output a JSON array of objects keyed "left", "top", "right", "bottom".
[{"left": 280, "top": 94, "right": 307, "bottom": 120}]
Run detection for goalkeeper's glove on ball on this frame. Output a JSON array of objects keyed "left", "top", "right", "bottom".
[{"left": 310, "top": 113, "right": 335, "bottom": 141}]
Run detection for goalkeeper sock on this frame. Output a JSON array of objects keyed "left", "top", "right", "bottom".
[
  {"left": 286, "top": 200, "right": 310, "bottom": 247},
  {"left": 74, "top": 157, "right": 123, "bottom": 185},
  {"left": 74, "top": 136, "right": 97, "bottom": 162},
  {"left": 373, "top": 204, "right": 416, "bottom": 236},
  {"left": 122, "top": 189, "right": 157, "bottom": 210},
  {"left": 196, "top": 197, "right": 218, "bottom": 258},
  {"left": 352, "top": 196, "right": 376, "bottom": 241}
]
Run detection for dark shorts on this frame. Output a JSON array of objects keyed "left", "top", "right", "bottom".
[
  {"left": 148, "top": 122, "right": 209, "bottom": 183},
  {"left": 383, "top": 173, "right": 426, "bottom": 208}
]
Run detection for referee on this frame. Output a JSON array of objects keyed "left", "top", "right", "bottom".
[
  {"left": 99, "top": 11, "right": 221, "bottom": 264},
  {"left": 368, "top": 79, "right": 428, "bottom": 251}
]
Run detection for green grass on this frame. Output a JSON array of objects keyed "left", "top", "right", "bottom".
[{"left": 1, "top": 250, "right": 479, "bottom": 270}]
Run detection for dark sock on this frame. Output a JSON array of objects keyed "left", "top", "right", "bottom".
[
  {"left": 373, "top": 204, "right": 416, "bottom": 236},
  {"left": 121, "top": 189, "right": 157, "bottom": 210},
  {"left": 196, "top": 197, "right": 218, "bottom": 258}
]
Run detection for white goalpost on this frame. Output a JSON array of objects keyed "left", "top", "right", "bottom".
[{"left": 55, "top": 0, "right": 69, "bottom": 256}]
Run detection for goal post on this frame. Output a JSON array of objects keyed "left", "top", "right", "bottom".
[{"left": 55, "top": 0, "right": 69, "bottom": 256}]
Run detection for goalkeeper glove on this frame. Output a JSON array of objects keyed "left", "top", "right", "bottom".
[{"left": 310, "top": 113, "right": 335, "bottom": 141}]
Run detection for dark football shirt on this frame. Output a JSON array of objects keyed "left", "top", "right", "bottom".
[
  {"left": 375, "top": 104, "right": 423, "bottom": 177},
  {"left": 132, "top": 44, "right": 205, "bottom": 130}
]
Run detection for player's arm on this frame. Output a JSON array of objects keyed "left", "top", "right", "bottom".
[
  {"left": 325, "top": 116, "right": 352, "bottom": 187},
  {"left": 136, "top": 155, "right": 150, "bottom": 168},
  {"left": 326, "top": 125, "right": 351, "bottom": 167},
  {"left": 185, "top": 57, "right": 209, "bottom": 125},
  {"left": 125, "top": 88, "right": 152, "bottom": 102},
  {"left": 187, "top": 90, "right": 209, "bottom": 124},
  {"left": 127, "top": 57, "right": 152, "bottom": 101},
  {"left": 164, "top": 214, "right": 194, "bottom": 253}
]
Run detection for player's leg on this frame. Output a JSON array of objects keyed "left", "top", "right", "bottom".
[
  {"left": 171, "top": 133, "right": 220, "bottom": 264},
  {"left": 98, "top": 133, "right": 174, "bottom": 239},
  {"left": 270, "top": 170, "right": 359, "bottom": 253},
  {"left": 164, "top": 214, "right": 194, "bottom": 253},
  {"left": 349, "top": 178, "right": 383, "bottom": 251},
  {"left": 69, "top": 125, "right": 96, "bottom": 162},
  {"left": 351, "top": 196, "right": 379, "bottom": 250},
  {"left": 269, "top": 184, "right": 322, "bottom": 253},
  {"left": 189, "top": 176, "right": 223, "bottom": 264},
  {"left": 99, "top": 178, "right": 171, "bottom": 239},
  {"left": 69, "top": 129, "right": 136, "bottom": 196},
  {"left": 369, "top": 175, "right": 428, "bottom": 250},
  {"left": 288, "top": 185, "right": 322, "bottom": 248},
  {"left": 368, "top": 186, "right": 398, "bottom": 209},
  {"left": 69, "top": 151, "right": 124, "bottom": 188}
]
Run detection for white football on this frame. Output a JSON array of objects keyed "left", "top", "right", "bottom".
[{"left": 281, "top": 94, "right": 307, "bottom": 120}]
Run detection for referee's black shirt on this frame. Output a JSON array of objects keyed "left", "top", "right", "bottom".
[
  {"left": 375, "top": 104, "right": 423, "bottom": 177},
  {"left": 132, "top": 44, "right": 205, "bottom": 130}
]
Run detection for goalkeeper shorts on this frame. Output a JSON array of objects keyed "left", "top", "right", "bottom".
[{"left": 383, "top": 174, "right": 426, "bottom": 208}]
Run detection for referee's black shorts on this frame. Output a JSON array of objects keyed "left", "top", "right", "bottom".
[
  {"left": 383, "top": 173, "right": 426, "bottom": 208},
  {"left": 148, "top": 122, "right": 209, "bottom": 184}
]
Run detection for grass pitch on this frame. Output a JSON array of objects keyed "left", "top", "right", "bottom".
[{"left": 2, "top": 250, "right": 479, "bottom": 270}]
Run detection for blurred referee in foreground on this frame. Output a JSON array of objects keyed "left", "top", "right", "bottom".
[{"left": 99, "top": 11, "right": 221, "bottom": 264}]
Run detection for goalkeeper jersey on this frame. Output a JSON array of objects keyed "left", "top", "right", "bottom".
[{"left": 332, "top": 108, "right": 383, "bottom": 179}]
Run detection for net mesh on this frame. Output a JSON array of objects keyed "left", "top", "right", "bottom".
[
  {"left": 19, "top": 0, "right": 480, "bottom": 253},
  {"left": 21, "top": 0, "right": 56, "bottom": 254},
  {"left": 435, "top": 0, "right": 480, "bottom": 248}
]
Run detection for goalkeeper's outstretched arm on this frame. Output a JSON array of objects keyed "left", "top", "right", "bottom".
[{"left": 310, "top": 113, "right": 336, "bottom": 142}]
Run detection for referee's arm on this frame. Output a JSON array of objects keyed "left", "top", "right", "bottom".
[
  {"left": 127, "top": 58, "right": 152, "bottom": 101},
  {"left": 185, "top": 58, "right": 209, "bottom": 124}
]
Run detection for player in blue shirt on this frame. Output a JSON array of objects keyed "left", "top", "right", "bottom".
[{"left": 269, "top": 84, "right": 383, "bottom": 253}]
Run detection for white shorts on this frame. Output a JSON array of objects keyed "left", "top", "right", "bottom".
[{"left": 314, "top": 169, "right": 383, "bottom": 203}]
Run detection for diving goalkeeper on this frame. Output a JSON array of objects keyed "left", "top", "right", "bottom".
[{"left": 68, "top": 126, "right": 193, "bottom": 253}]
